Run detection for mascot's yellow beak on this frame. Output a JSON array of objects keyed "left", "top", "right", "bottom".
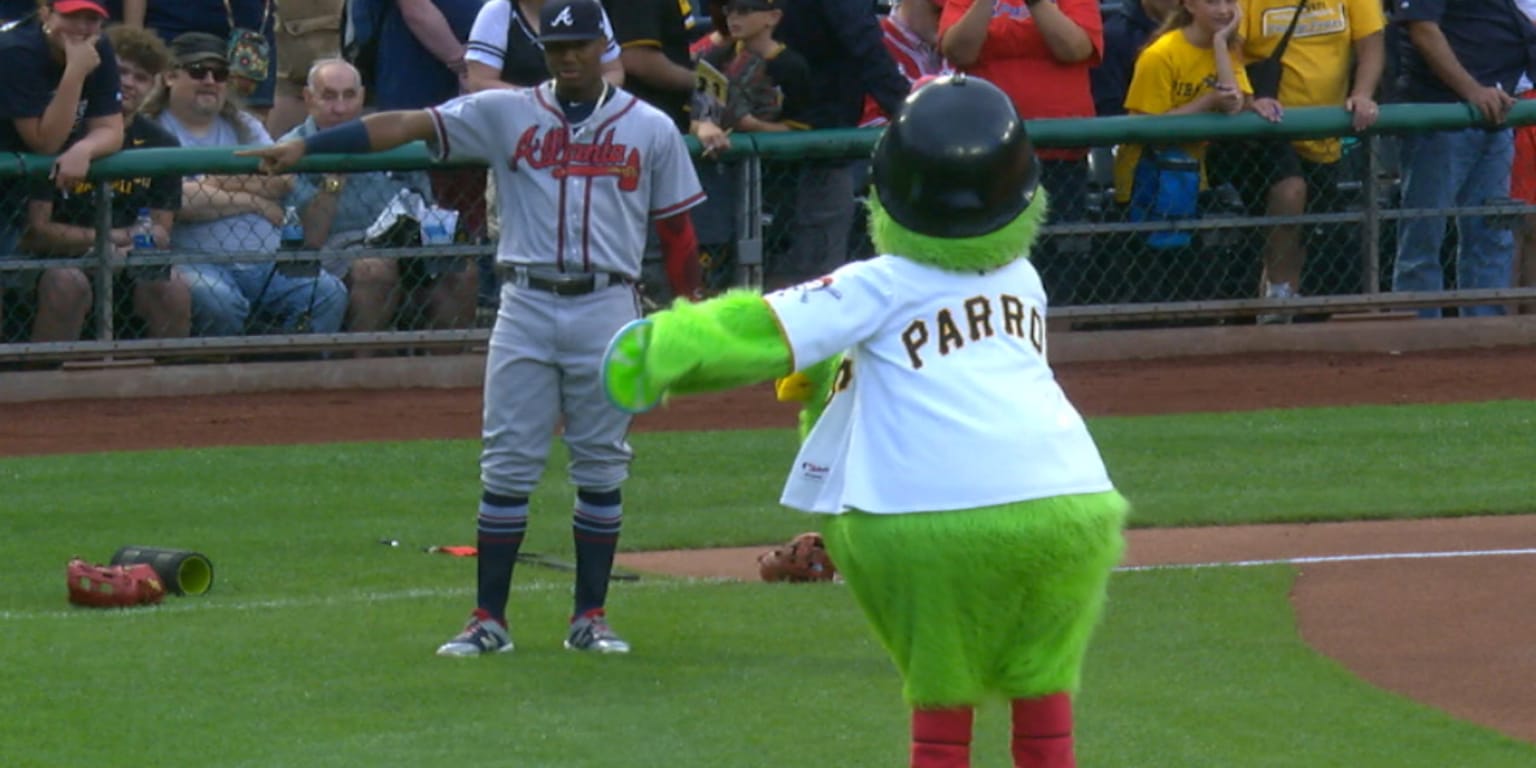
[{"left": 775, "top": 372, "right": 815, "bottom": 403}]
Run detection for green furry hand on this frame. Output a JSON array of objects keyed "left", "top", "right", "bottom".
[
  {"left": 600, "top": 291, "right": 795, "bottom": 414},
  {"left": 602, "top": 319, "right": 666, "bottom": 414}
]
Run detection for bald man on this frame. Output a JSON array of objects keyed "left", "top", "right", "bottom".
[{"left": 281, "top": 59, "right": 478, "bottom": 340}]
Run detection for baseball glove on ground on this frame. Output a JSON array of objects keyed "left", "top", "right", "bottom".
[
  {"left": 67, "top": 558, "right": 166, "bottom": 608},
  {"left": 757, "top": 532, "right": 837, "bottom": 583}
]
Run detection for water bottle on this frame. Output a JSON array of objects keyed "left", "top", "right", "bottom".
[
  {"left": 127, "top": 208, "right": 167, "bottom": 278},
  {"left": 131, "top": 208, "right": 156, "bottom": 250},
  {"left": 280, "top": 205, "right": 304, "bottom": 251}
]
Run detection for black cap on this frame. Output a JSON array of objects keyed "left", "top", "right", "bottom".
[
  {"left": 170, "top": 32, "right": 228, "bottom": 67},
  {"left": 726, "top": 0, "right": 778, "bottom": 11},
  {"left": 539, "top": 0, "right": 606, "bottom": 43}
]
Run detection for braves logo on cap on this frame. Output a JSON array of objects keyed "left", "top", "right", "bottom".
[{"left": 550, "top": 5, "right": 575, "bottom": 27}]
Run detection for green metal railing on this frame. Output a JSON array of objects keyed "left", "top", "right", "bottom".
[{"left": 3, "top": 100, "right": 1535, "bottom": 363}]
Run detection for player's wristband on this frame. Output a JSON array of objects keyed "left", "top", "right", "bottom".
[{"left": 303, "top": 119, "right": 371, "bottom": 156}]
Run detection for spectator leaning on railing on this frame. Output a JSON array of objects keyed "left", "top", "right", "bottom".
[
  {"left": 0, "top": 0, "right": 123, "bottom": 342},
  {"left": 141, "top": 31, "right": 346, "bottom": 336},
  {"left": 283, "top": 58, "right": 476, "bottom": 336},
  {"left": 1220, "top": 0, "right": 1383, "bottom": 323},
  {"left": 1114, "top": 0, "right": 1282, "bottom": 215},
  {"left": 1392, "top": 0, "right": 1536, "bottom": 318},
  {"left": 19, "top": 24, "right": 191, "bottom": 341}
]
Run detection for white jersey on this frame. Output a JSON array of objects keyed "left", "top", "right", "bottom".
[
  {"left": 428, "top": 85, "right": 704, "bottom": 277},
  {"left": 764, "top": 256, "right": 1114, "bottom": 515}
]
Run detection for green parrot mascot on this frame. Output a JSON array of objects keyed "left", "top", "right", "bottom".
[{"left": 602, "top": 75, "right": 1128, "bottom": 768}]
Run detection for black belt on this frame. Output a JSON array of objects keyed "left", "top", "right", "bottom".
[{"left": 498, "top": 266, "right": 629, "bottom": 296}]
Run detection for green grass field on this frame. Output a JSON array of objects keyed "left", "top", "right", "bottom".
[{"left": 4, "top": 401, "right": 1535, "bottom": 766}]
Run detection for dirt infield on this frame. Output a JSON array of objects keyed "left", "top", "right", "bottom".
[{"left": 4, "top": 347, "right": 1535, "bottom": 743}]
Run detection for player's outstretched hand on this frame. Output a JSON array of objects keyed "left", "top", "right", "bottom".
[{"left": 237, "top": 140, "right": 307, "bottom": 175}]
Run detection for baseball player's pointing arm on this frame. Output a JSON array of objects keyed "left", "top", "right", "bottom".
[{"left": 239, "top": 111, "right": 439, "bottom": 175}]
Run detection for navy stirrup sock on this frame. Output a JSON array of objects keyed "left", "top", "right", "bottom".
[
  {"left": 572, "top": 488, "right": 622, "bottom": 616},
  {"left": 476, "top": 491, "right": 528, "bottom": 623}
]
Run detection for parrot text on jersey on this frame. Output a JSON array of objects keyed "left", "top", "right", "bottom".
[{"left": 900, "top": 294, "right": 1045, "bottom": 370}]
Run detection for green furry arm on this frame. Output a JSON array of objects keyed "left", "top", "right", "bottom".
[{"left": 644, "top": 290, "right": 792, "bottom": 396}]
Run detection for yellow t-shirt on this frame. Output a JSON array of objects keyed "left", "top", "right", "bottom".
[
  {"left": 1114, "top": 30, "right": 1252, "bottom": 204},
  {"left": 1239, "top": 0, "right": 1385, "bottom": 162}
]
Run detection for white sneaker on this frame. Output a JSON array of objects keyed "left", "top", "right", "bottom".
[
  {"left": 436, "top": 609, "right": 514, "bottom": 657},
  {"left": 564, "top": 610, "right": 630, "bottom": 654},
  {"left": 1258, "top": 282, "right": 1295, "bottom": 325}
]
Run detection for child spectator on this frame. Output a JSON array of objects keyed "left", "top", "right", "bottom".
[
  {"left": 1113, "top": 0, "right": 1281, "bottom": 213},
  {"left": 689, "top": 0, "right": 811, "bottom": 289},
  {"left": 690, "top": 0, "right": 811, "bottom": 155}
]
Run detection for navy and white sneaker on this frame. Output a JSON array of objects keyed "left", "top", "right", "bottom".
[
  {"left": 564, "top": 610, "right": 630, "bottom": 654},
  {"left": 436, "top": 609, "right": 514, "bottom": 657}
]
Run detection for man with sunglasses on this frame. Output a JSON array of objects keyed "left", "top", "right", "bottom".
[
  {"left": 0, "top": 0, "right": 124, "bottom": 342},
  {"left": 145, "top": 31, "right": 346, "bottom": 337}
]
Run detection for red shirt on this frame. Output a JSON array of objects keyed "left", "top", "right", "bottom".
[
  {"left": 859, "top": 15, "right": 953, "bottom": 128},
  {"left": 938, "top": 0, "right": 1103, "bottom": 159}
]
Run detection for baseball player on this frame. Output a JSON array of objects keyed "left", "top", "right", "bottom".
[
  {"left": 600, "top": 76, "right": 1126, "bottom": 768},
  {"left": 243, "top": 0, "right": 706, "bottom": 657}
]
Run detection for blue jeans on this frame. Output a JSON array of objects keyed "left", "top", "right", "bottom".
[
  {"left": 181, "top": 262, "right": 347, "bottom": 336},
  {"left": 1393, "top": 128, "right": 1515, "bottom": 318}
]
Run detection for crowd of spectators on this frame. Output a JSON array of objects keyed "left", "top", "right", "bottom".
[{"left": 2, "top": 0, "right": 1535, "bottom": 346}]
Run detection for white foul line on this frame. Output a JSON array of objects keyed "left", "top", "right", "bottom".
[
  {"left": 0, "top": 575, "right": 736, "bottom": 623},
  {"left": 9, "top": 549, "right": 1534, "bottom": 621},
  {"left": 1116, "top": 547, "right": 1536, "bottom": 572}
]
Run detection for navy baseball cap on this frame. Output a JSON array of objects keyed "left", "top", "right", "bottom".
[
  {"left": 539, "top": 0, "right": 605, "bottom": 43},
  {"left": 726, "top": 0, "right": 778, "bottom": 11}
]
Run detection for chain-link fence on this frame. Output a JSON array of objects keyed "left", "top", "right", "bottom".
[{"left": 3, "top": 102, "right": 1535, "bottom": 364}]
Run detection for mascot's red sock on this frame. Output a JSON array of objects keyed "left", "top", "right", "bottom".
[
  {"left": 1011, "top": 693, "right": 1074, "bottom": 768},
  {"left": 911, "top": 706, "right": 973, "bottom": 768}
]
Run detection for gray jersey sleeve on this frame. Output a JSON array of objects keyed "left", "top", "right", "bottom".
[
  {"left": 428, "top": 91, "right": 523, "bottom": 164},
  {"left": 647, "top": 123, "right": 705, "bottom": 219}
]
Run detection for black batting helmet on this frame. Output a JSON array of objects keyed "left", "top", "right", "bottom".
[{"left": 870, "top": 74, "right": 1040, "bottom": 238}]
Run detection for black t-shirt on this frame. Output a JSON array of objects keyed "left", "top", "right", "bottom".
[
  {"left": 603, "top": 0, "right": 691, "bottom": 132},
  {"left": 1394, "top": 0, "right": 1536, "bottom": 102},
  {"left": 700, "top": 42, "right": 812, "bottom": 129},
  {"left": 0, "top": 17, "right": 121, "bottom": 153},
  {"left": 31, "top": 117, "right": 181, "bottom": 230},
  {"left": 499, "top": 2, "right": 550, "bottom": 87}
]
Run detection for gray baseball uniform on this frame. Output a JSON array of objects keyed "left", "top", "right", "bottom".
[{"left": 428, "top": 83, "right": 704, "bottom": 494}]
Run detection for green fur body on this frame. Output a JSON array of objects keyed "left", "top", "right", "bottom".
[{"left": 822, "top": 491, "right": 1128, "bottom": 707}]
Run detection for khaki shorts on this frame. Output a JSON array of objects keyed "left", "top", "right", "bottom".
[{"left": 275, "top": 0, "right": 344, "bottom": 87}]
